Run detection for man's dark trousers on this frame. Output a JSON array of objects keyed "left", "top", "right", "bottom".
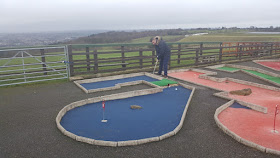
[{"left": 158, "top": 55, "right": 170, "bottom": 76}]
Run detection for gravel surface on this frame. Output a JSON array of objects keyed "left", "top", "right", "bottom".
[{"left": 0, "top": 61, "right": 279, "bottom": 158}]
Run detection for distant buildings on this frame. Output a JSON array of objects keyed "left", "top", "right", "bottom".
[{"left": 185, "top": 33, "right": 208, "bottom": 37}]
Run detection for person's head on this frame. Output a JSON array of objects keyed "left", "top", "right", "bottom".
[{"left": 151, "top": 36, "right": 161, "bottom": 45}]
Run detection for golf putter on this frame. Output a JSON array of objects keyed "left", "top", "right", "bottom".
[{"left": 153, "top": 59, "right": 158, "bottom": 74}]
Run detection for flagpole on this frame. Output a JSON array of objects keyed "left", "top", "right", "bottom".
[
  {"left": 103, "top": 108, "right": 105, "bottom": 120},
  {"left": 102, "top": 100, "right": 107, "bottom": 123},
  {"left": 273, "top": 104, "right": 278, "bottom": 133}
]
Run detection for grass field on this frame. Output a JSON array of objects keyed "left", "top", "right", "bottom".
[
  {"left": 1, "top": 32, "right": 279, "bottom": 86},
  {"left": 179, "top": 33, "right": 280, "bottom": 42},
  {"left": 129, "top": 35, "right": 185, "bottom": 43}
]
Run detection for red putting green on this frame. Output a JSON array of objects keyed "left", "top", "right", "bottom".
[
  {"left": 257, "top": 61, "right": 280, "bottom": 71},
  {"left": 169, "top": 70, "right": 280, "bottom": 151}
]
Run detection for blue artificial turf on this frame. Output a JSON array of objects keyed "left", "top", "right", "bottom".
[
  {"left": 60, "top": 86, "right": 192, "bottom": 141},
  {"left": 230, "top": 102, "right": 251, "bottom": 109},
  {"left": 80, "top": 75, "right": 159, "bottom": 90}
]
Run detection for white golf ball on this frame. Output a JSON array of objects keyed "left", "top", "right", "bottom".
[{"left": 175, "top": 88, "right": 178, "bottom": 90}]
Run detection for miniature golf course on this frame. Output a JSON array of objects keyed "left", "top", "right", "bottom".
[
  {"left": 60, "top": 85, "right": 191, "bottom": 141},
  {"left": 168, "top": 70, "right": 280, "bottom": 151}
]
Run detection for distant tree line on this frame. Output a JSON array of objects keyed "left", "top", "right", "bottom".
[
  {"left": 249, "top": 26, "right": 280, "bottom": 32},
  {"left": 63, "top": 29, "right": 188, "bottom": 44},
  {"left": 59, "top": 27, "right": 280, "bottom": 45}
]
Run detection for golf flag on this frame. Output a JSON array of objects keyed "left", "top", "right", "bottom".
[{"left": 102, "top": 100, "right": 105, "bottom": 109}]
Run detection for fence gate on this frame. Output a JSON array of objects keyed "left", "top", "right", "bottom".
[{"left": 0, "top": 46, "right": 69, "bottom": 87}]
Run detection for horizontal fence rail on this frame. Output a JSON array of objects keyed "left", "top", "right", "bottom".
[
  {"left": 0, "top": 46, "right": 68, "bottom": 86},
  {"left": 1, "top": 41, "right": 279, "bottom": 86},
  {"left": 68, "top": 42, "right": 280, "bottom": 76}
]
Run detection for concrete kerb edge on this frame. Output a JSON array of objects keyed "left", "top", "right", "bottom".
[
  {"left": 205, "top": 64, "right": 239, "bottom": 73},
  {"left": 213, "top": 91, "right": 267, "bottom": 114},
  {"left": 227, "top": 77, "right": 280, "bottom": 92},
  {"left": 240, "top": 70, "right": 280, "bottom": 87},
  {"left": 56, "top": 74, "right": 195, "bottom": 147},
  {"left": 144, "top": 72, "right": 164, "bottom": 80},
  {"left": 168, "top": 68, "right": 191, "bottom": 74},
  {"left": 136, "top": 137, "right": 160, "bottom": 145},
  {"left": 55, "top": 85, "right": 166, "bottom": 146},
  {"left": 214, "top": 100, "right": 280, "bottom": 156},
  {"left": 73, "top": 81, "right": 89, "bottom": 93},
  {"left": 205, "top": 64, "right": 226, "bottom": 70},
  {"left": 73, "top": 72, "right": 162, "bottom": 94},
  {"left": 169, "top": 68, "right": 280, "bottom": 93},
  {"left": 169, "top": 68, "right": 280, "bottom": 155},
  {"left": 211, "top": 63, "right": 280, "bottom": 87},
  {"left": 214, "top": 100, "right": 266, "bottom": 153},
  {"left": 173, "top": 83, "right": 196, "bottom": 135},
  {"left": 228, "top": 63, "right": 280, "bottom": 77},
  {"left": 266, "top": 148, "right": 280, "bottom": 155},
  {"left": 74, "top": 72, "right": 145, "bottom": 84}
]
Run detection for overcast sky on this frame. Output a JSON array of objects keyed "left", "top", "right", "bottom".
[{"left": 1, "top": 0, "right": 280, "bottom": 33}]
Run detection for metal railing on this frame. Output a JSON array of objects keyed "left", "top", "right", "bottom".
[{"left": 0, "top": 46, "right": 69, "bottom": 86}]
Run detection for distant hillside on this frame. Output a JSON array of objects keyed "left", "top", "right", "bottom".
[{"left": 63, "top": 29, "right": 188, "bottom": 44}]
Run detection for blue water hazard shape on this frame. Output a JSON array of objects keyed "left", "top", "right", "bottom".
[
  {"left": 60, "top": 86, "right": 192, "bottom": 141},
  {"left": 80, "top": 75, "right": 159, "bottom": 90}
]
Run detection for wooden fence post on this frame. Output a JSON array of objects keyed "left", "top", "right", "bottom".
[
  {"left": 195, "top": 49, "right": 199, "bottom": 65},
  {"left": 200, "top": 43, "right": 203, "bottom": 55},
  {"left": 177, "top": 44, "right": 181, "bottom": 64},
  {"left": 219, "top": 43, "right": 223, "bottom": 63},
  {"left": 152, "top": 49, "right": 155, "bottom": 65},
  {"left": 239, "top": 45, "right": 242, "bottom": 60},
  {"left": 40, "top": 49, "right": 47, "bottom": 75},
  {"left": 270, "top": 43, "right": 273, "bottom": 56},
  {"left": 139, "top": 48, "right": 143, "bottom": 69},
  {"left": 121, "top": 46, "right": 126, "bottom": 70},
  {"left": 86, "top": 47, "right": 90, "bottom": 72},
  {"left": 67, "top": 45, "right": 74, "bottom": 76},
  {"left": 93, "top": 49, "right": 98, "bottom": 74}
]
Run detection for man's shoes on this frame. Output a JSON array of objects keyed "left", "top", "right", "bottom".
[{"left": 162, "top": 75, "right": 168, "bottom": 78}]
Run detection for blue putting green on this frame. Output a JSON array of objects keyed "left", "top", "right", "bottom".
[
  {"left": 60, "top": 86, "right": 192, "bottom": 141},
  {"left": 230, "top": 102, "right": 251, "bottom": 110},
  {"left": 80, "top": 76, "right": 159, "bottom": 90}
]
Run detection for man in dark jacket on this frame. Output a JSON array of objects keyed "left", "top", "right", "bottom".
[{"left": 151, "top": 36, "right": 171, "bottom": 77}]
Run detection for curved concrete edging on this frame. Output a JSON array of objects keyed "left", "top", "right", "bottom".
[
  {"left": 56, "top": 79, "right": 195, "bottom": 146},
  {"left": 73, "top": 72, "right": 164, "bottom": 93},
  {"left": 214, "top": 100, "right": 280, "bottom": 156}
]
